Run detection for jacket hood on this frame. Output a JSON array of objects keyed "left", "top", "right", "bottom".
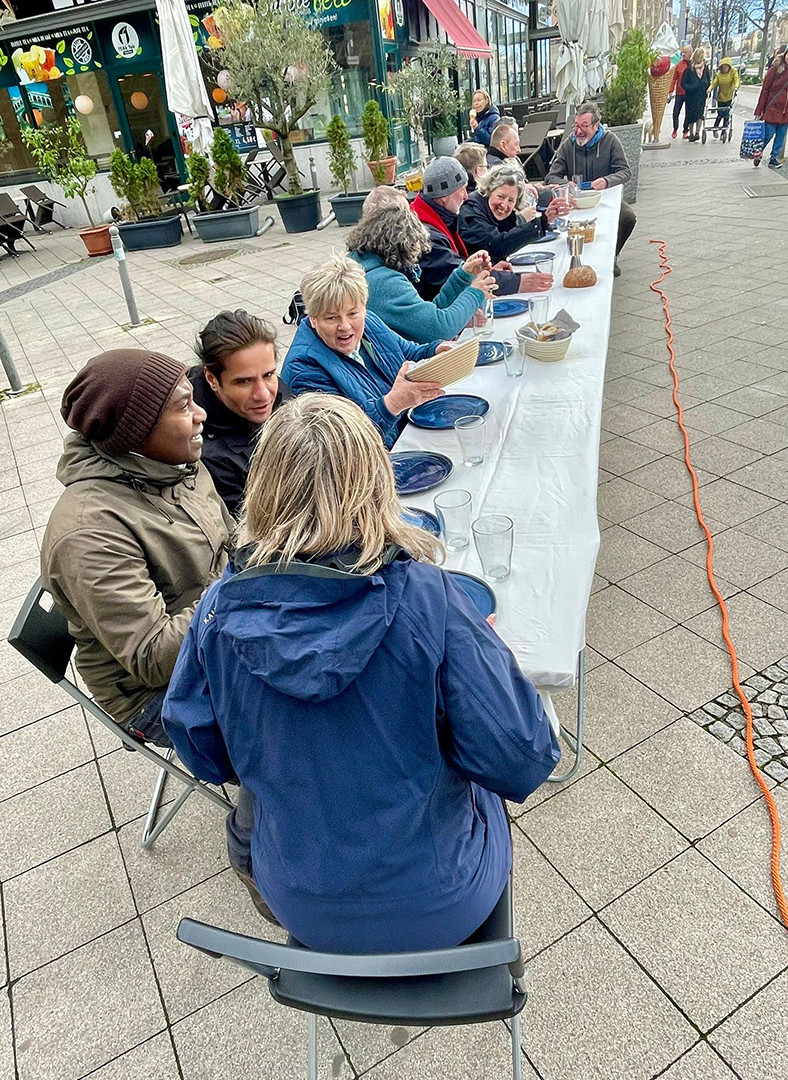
[
  {"left": 56, "top": 431, "right": 197, "bottom": 491},
  {"left": 571, "top": 124, "right": 606, "bottom": 149},
  {"left": 719, "top": 57, "right": 733, "bottom": 67},
  {"left": 211, "top": 550, "right": 412, "bottom": 702},
  {"left": 350, "top": 251, "right": 386, "bottom": 272}
]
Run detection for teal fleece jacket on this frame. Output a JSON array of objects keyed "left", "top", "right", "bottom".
[{"left": 349, "top": 251, "right": 484, "bottom": 344}]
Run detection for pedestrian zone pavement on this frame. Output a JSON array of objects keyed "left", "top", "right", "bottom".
[{"left": 2, "top": 87, "right": 788, "bottom": 1078}]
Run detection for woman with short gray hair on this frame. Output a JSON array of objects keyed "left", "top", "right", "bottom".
[{"left": 347, "top": 204, "right": 496, "bottom": 343}]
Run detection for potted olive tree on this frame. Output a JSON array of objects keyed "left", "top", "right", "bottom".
[
  {"left": 362, "top": 100, "right": 396, "bottom": 185},
  {"left": 326, "top": 115, "right": 367, "bottom": 226},
  {"left": 191, "top": 127, "right": 260, "bottom": 242},
  {"left": 109, "top": 150, "right": 181, "bottom": 250},
  {"left": 209, "top": 0, "right": 335, "bottom": 233},
  {"left": 384, "top": 43, "right": 461, "bottom": 162},
  {"left": 602, "top": 29, "right": 656, "bottom": 204},
  {"left": 21, "top": 117, "right": 112, "bottom": 256}
]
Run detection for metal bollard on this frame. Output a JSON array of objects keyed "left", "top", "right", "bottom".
[
  {"left": 109, "top": 226, "right": 142, "bottom": 327},
  {"left": 0, "top": 324, "right": 23, "bottom": 395}
]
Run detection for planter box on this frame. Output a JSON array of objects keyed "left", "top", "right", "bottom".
[
  {"left": 610, "top": 123, "right": 641, "bottom": 205},
  {"left": 329, "top": 192, "right": 369, "bottom": 227},
  {"left": 194, "top": 206, "right": 260, "bottom": 243},
  {"left": 118, "top": 217, "right": 182, "bottom": 251},
  {"left": 276, "top": 189, "right": 322, "bottom": 233}
]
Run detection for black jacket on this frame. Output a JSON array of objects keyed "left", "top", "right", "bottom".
[
  {"left": 485, "top": 145, "right": 511, "bottom": 168},
  {"left": 189, "top": 367, "right": 292, "bottom": 517},
  {"left": 457, "top": 191, "right": 543, "bottom": 263}
]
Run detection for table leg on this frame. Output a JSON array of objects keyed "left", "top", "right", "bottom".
[{"left": 544, "top": 648, "right": 585, "bottom": 783}]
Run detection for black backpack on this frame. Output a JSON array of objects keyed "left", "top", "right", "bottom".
[{"left": 283, "top": 291, "right": 306, "bottom": 325}]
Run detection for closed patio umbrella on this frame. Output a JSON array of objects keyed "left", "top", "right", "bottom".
[
  {"left": 608, "top": 0, "right": 624, "bottom": 49},
  {"left": 584, "top": 0, "right": 609, "bottom": 93},
  {"left": 156, "top": 0, "right": 214, "bottom": 155},
  {"left": 554, "top": 0, "right": 588, "bottom": 105}
]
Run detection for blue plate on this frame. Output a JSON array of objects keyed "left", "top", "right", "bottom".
[
  {"left": 448, "top": 571, "right": 497, "bottom": 618},
  {"left": 476, "top": 341, "right": 512, "bottom": 367},
  {"left": 493, "top": 298, "right": 531, "bottom": 318},
  {"left": 409, "top": 395, "right": 489, "bottom": 430},
  {"left": 510, "top": 252, "right": 554, "bottom": 268},
  {"left": 402, "top": 506, "right": 441, "bottom": 535},
  {"left": 391, "top": 451, "right": 453, "bottom": 495},
  {"left": 535, "top": 233, "right": 559, "bottom": 243}
]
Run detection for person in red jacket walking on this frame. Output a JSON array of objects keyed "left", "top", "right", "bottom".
[
  {"left": 756, "top": 46, "right": 788, "bottom": 168},
  {"left": 670, "top": 45, "right": 693, "bottom": 138}
]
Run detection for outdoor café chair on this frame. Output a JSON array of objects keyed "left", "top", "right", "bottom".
[
  {"left": 177, "top": 874, "right": 529, "bottom": 1080},
  {"left": 9, "top": 580, "right": 234, "bottom": 849},
  {"left": 19, "top": 184, "right": 67, "bottom": 231},
  {"left": 244, "top": 148, "right": 287, "bottom": 201},
  {"left": 0, "top": 192, "right": 37, "bottom": 252},
  {"left": 517, "top": 119, "right": 554, "bottom": 177}
]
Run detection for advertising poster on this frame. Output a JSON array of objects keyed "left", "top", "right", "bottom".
[{"left": 4, "top": 25, "right": 101, "bottom": 84}]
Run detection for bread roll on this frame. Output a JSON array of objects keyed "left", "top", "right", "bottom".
[{"left": 563, "top": 265, "right": 597, "bottom": 288}]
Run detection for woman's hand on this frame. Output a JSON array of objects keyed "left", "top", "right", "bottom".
[
  {"left": 470, "top": 270, "right": 498, "bottom": 298},
  {"left": 590, "top": 178, "right": 608, "bottom": 190},
  {"left": 462, "top": 252, "right": 488, "bottom": 276},
  {"left": 518, "top": 273, "right": 553, "bottom": 294},
  {"left": 545, "top": 197, "right": 572, "bottom": 222},
  {"left": 470, "top": 115, "right": 478, "bottom": 131},
  {"left": 434, "top": 342, "right": 455, "bottom": 354},
  {"left": 384, "top": 364, "right": 444, "bottom": 416},
  {"left": 520, "top": 206, "right": 538, "bottom": 222}
]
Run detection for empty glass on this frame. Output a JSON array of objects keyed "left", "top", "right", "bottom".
[
  {"left": 454, "top": 414, "right": 486, "bottom": 467},
  {"left": 472, "top": 515, "right": 514, "bottom": 583},
  {"left": 529, "top": 295, "right": 550, "bottom": 329},
  {"left": 434, "top": 489, "right": 472, "bottom": 551},
  {"left": 504, "top": 347, "right": 525, "bottom": 378},
  {"left": 472, "top": 297, "right": 495, "bottom": 339}
]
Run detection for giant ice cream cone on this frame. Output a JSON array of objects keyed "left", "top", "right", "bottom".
[{"left": 648, "top": 70, "right": 672, "bottom": 141}]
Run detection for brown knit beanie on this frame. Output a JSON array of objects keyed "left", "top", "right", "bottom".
[{"left": 61, "top": 349, "right": 189, "bottom": 456}]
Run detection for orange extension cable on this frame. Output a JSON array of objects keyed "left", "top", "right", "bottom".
[{"left": 648, "top": 239, "right": 788, "bottom": 930}]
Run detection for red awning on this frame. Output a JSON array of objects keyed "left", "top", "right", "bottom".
[{"left": 420, "top": 0, "right": 493, "bottom": 59}]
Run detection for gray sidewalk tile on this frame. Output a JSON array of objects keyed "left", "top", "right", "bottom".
[
  {"left": 333, "top": 1020, "right": 426, "bottom": 1075},
  {"left": 117, "top": 796, "right": 230, "bottom": 913},
  {"left": 98, "top": 748, "right": 178, "bottom": 828},
  {"left": 659, "top": 1042, "right": 738, "bottom": 1080},
  {"left": 721, "top": 417, "right": 788, "bottom": 453},
  {"left": 522, "top": 918, "right": 695, "bottom": 1080},
  {"left": 586, "top": 586, "right": 675, "bottom": 660},
  {"left": 0, "top": 670, "right": 74, "bottom": 736},
  {"left": 610, "top": 719, "right": 765, "bottom": 840},
  {"left": 602, "top": 375, "right": 659, "bottom": 404},
  {"left": 600, "top": 850, "right": 788, "bottom": 1031},
  {"left": 622, "top": 501, "right": 724, "bottom": 554},
  {"left": 737, "top": 504, "right": 788, "bottom": 552},
  {"left": 520, "top": 767, "right": 686, "bottom": 909},
  {"left": 709, "top": 971, "right": 788, "bottom": 1080},
  {"left": 510, "top": 825, "right": 592, "bottom": 955},
  {"left": 143, "top": 869, "right": 278, "bottom": 1023},
  {"left": 4, "top": 833, "right": 136, "bottom": 978},
  {"left": 600, "top": 403, "right": 658, "bottom": 436},
  {"left": 172, "top": 980, "right": 351, "bottom": 1079},
  {"left": 714, "top": 387, "right": 788, "bottom": 418},
  {"left": 625, "top": 386, "right": 703, "bottom": 419},
  {"left": 578, "top": 661, "right": 680, "bottom": 759},
  {"left": 618, "top": 554, "right": 738, "bottom": 623},
  {"left": 671, "top": 436, "right": 762, "bottom": 478},
  {"left": 628, "top": 417, "right": 709, "bottom": 455},
  {"left": 368, "top": 1023, "right": 538, "bottom": 1079},
  {"left": 680, "top": 403, "right": 750, "bottom": 435},
  {"left": 749, "top": 569, "right": 788, "bottom": 613},
  {"left": 0, "top": 506, "right": 32, "bottom": 542},
  {"left": 625, "top": 456, "right": 714, "bottom": 499},
  {"left": 682, "top": 528, "right": 788, "bottom": 589},
  {"left": 77, "top": 1033, "right": 180, "bottom": 1080},
  {"left": 681, "top": 477, "right": 777, "bottom": 526},
  {"left": 0, "top": 706, "right": 93, "bottom": 799},
  {"left": 676, "top": 374, "right": 742, "bottom": 403},
  {"left": 597, "top": 477, "right": 666, "bottom": 524},
  {"left": 0, "top": 761, "right": 110, "bottom": 879},
  {"left": 12, "top": 921, "right": 165, "bottom": 1080},
  {"left": 0, "top": 989, "right": 12, "bottom": 1080},
  {"left": 0, "top": 639, "right": 34, "bottom": 684},
  {"left": 593, "top": 525, "right": 668, "bottom": 584},
  {"left": 697, "top": 788, "right": 788, "bottom": 921},
  {"left": 727, "top": 457, "right": 788, "bottom": 501},
  {"left": 685, "top": 592, "right": 788, "bottom": 671}
]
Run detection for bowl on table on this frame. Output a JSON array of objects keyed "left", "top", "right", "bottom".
[
  {"left": 572, "top": 189, "right": 602, "bottom": 210},
  {"left": 515, "top": 324, "right": 572, "bottom": 363}
]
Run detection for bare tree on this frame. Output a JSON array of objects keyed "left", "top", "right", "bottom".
[{"left": 740, "top": 0, "right": 788, "bottom": 76}]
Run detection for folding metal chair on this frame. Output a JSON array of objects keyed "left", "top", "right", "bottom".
[
  {"left": 517, "top": 120, "right": 554, "bottom": 178},
  {"left": 19, "top": 184, "right": 67, "bottom": 231},
  {"left": 8, "top": 580, "right": 234, "bottom": 849},
  {"left": 0, "top": 192, "right": 36, "bottom": 252},
  {"left": 177, "top": 875, "right": 528, "bottom": 1080}
]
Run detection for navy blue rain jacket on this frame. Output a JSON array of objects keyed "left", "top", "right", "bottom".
[{"left": 163, "top": 551, "right": 560, "bottom": 953}]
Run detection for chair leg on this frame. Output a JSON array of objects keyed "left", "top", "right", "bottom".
[
  {"left": 307, "top": 1013, "right": 318, "bottom": 1080},
  {"left": 544, "top": 648, "right": 585, "bottom": 783},
  {"left": 511, "top": 1012, "right": 523, "bottom": 1080},
  {"left": 140, "top": 748, "right": 194, "bottom": 849}
]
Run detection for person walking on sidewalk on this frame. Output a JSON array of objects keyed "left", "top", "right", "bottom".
[
  {"left": 682, "top": 50, "right": 711, "bottom": 141},
  {"left": 710, "top": 58, "right": 739, "bottom": 137},
  {"left": 755, "top": 46, "right": 788, "bottom": 169},
  {"left": 670, "top": 45, "right": 692, "bottom": 138}
]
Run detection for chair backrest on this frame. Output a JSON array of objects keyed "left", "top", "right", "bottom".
[
  {"left": 8, "top": 579, "right": 75, "bottom": 684},
  {"left": 19, "top": 185, "right": 48, "bottom": 203},
  {"left": 265, "top": 139, "right": 285, "bottom": 165},
  {"left": 0, "top": 192, "right": 22, "bottom": 217},
  {"left": 518, "top": 119, "right": 553, "bottom": 150}
]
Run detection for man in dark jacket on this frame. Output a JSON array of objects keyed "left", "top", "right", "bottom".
[
  {"left": 486, "top": 121, "right": 521, "bottom": 166},
  {"left": 189, "top": 310, "right": 292, "bottom": 516},
  {"left": 545, "top": 101, "right": 636, "bottom": 276}
]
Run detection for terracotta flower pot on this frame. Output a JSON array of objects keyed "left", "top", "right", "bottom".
[
  {"left": 366, "top": 155, "right": 398, "bottom": 185},
  {"left": 79, "top": 224, "right": 113, "bottom": 257}
]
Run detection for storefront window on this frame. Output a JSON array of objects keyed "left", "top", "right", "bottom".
[
  {"left": 28, "top": 71, "right": 120, "bottom": 168},
  {"left": 0, "top": 88, "right": 36, "bottom": 177},
  {"left": 294, "top": 21, "right": 374, "bottom": 140}
]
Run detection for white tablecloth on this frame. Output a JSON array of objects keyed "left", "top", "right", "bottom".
[{"left": 396, "top": 185, "right": 622, "bottom": 694}]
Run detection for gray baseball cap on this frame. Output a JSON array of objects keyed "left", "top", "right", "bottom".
[{"left": 422, "top": 157, "right": 468, "bottom": 197}]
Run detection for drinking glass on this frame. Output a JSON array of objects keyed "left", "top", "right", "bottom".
[
  {"left": 556, "top": 183, "right": 571, "bottom": 203},
  {"left": 472, "top": 515, "right": 514, "bottom": 583},
  {"left": 504, "top": 347, "right": 525, "bottom": 378},
  {"left": 454, "top": 414, "right": 486, "bottom": 467},
  {"left": 434, "top": 489, "right": 472, "bottom": 551},
  {"left": 571, "top": 173, "right": 583, "bottom": 192},
  {"left": 529, "top": 295, "right": 549, "bottom": 329},
  {"left": 472, "top": 297, "right": 495, "bottom": 339}
]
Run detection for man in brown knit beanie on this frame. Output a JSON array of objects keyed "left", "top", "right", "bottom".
[{"left": 41, "top": 349, "right": 234, "bottom": 746}]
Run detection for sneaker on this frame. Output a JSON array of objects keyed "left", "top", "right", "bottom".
[
  {"left": 712, "top": 129, "right": 718, "bottom": 138},
  {"left": 682, "top": 131, "right": 689, "bottom": 139},
  {"left": 672, "top": 129, "right": 678, "bottom": 138},
  {"left": 613, "top": 258, "right": 621, "bottom": 278},
  {"left": 769, "top": 161, "right": 783, "bottom": 168}
]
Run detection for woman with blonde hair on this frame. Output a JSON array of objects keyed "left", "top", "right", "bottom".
[
  {"left": 469, "top": 88, "right": 501, "bottom": 147},
  {"left": 163, "top": 394, "right": 558, "bottom": 953},
  {"left": 348, "top": 203, "right": 496, "bottom": 343}
]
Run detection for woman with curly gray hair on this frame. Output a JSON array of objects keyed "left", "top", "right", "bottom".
[
  {"left": 458, "top": 162, "right": 566, "bottom": 266},
  {"left": 347, "top": 204, "right": 496, "bottom": 343}
]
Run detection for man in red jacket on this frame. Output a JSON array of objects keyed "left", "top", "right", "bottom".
[{"left": 670, "top": 45, "right": 693, "bottom": 138}]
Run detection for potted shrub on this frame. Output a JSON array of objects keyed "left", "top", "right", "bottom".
[
  {"left": 21, "top": 117, "right": 112, "bottom": 256},
  {"left": 326, "top": 114, "right": 367, "bottom": 226},
  {"left": 602, "top": 28, "right": 657, "bottom": 204},
  {"left": 109, "top": 149, "right": 181, "bottom": 250},
  {"left": 192, "top": 127, "right": 260, "bottom": 242},
  {"left": 384, "top": 43, "right": 461, "bottom": 163},
  {"left": 362, "top": 99, "right": 396, "bottom": 185},
  {"left": 209, "top": 0, "right": 335, "bottom": 233}
]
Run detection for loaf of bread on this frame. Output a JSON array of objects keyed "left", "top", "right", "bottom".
[{"left": 563, "top": 265, "right": 597, "bottom": 288}]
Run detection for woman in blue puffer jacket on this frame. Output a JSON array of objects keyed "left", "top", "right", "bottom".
[
  {"left": 470, "top": 89, "right": 501, "bottom": 147},
  {"left": 163, "top": 394, "right": 559, "bottom": 954}
]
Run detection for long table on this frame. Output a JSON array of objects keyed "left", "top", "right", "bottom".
[{"left": 395, "top": 185, "right": 622, "bottom": 775}]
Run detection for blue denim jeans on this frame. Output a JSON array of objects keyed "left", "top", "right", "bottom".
[{"left": 764, "top": 122, "right": 788, "bottom": 164}]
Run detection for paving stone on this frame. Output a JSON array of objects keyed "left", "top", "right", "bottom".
[
  {"left": 659, "top": 1041, "right": 739, "bottom": 1079},
  {"left": 623, "top": 501, "right": 724, "bottom": 554},
  {"left": 757, "top": 689, "right": 778, "bottom": 704},
  {"left": 618, "top": 553, "right": 736, "bottom": 623},
  {"left": 764, "top": 760, "right": 788, "bottom": 782},
  {"left": 682, "top": 529, "right": 788, "bottom": 590},
  {"left": 708, "top": 721, "right": 735, "bottom": 743},
  {"left": 710, "top": 967, "right": 788, "bottom": 1078},
  {"left": 703, "top": 702, "right": 727, "bottom": 719},
  {"left": 586, "top": 586, "right": 675, "bottom": 660},
  {"left": 767, "top": 704, "right": 786, "bottom": 720}
]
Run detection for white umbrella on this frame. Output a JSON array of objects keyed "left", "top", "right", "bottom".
[
  {"left": 608, "top": 0, "right": 624, "bottom": 50},
  {"left": 584, "top": 0, "right": 609, "bottom": 93},
  {"left": 554, "top": 0, "right": 589, "bottom": 105},
  {"left": 156, "top": 0, "right": 214, "bottom": 155}
]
